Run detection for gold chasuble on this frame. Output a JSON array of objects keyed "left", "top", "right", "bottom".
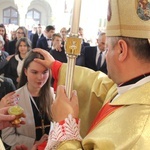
[
  {"left": 0, "top": 139, "right": 5, "bottom": 150},
  {"left": 57, "top": 64, "right": 115, "bottom": 137},
  {"left": 56, "top": 64, "right": 150, "bottom": 150}
]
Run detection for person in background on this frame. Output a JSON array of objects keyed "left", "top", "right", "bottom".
[
  {"left": 50, "top": 33, "right": 84, "bottom": 66},
  {"left": 4, "top": 37, "right": 31, "bottom": 88},
  {"left": 31, "top": 24, "right": 44, "bottom": 49},
  {"left": 60, "top": 27, "right": 67, "bottom": 44},
  {"left": 7, "top": 26, "right": 28, "bottom": 55},
  {"left": 79, "top": 27, "right": 90, "bottom": 47},
  {"left": 50, "top": 33, "right": 67, "bottom": 63},
  {"left": 29, "top": 26, "right": 37, "bottom": 42},
  {"left": 0, "top": 24, "right": 9, "bottom": 52},
  {"left": 83, "top": 32, "right": 107, "bottom": 74},
  {"left": 10, "top": 30, "right": 17, "bottom": 41},
  {"left": 0, "top": 76, "right": 16, "bottom": 99},
  {"left": 0, "top": 35, "right": 13, "bottom": 75},
  {"left": 32, "top": 0, "right": 150, "bottom": 149},
  {"left": 2, "top": 51, "right": 54, "bottom": 150},
  {"left": 36, "top": 25, "right": 55, "bottom": 52},
  {"left": 76, "top": 27, "right": 90, "bottom": 67}
]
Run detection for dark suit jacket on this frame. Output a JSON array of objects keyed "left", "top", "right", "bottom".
[
  {"left": 7, "top": 38, "right": 17, "bottom": 55},
  {"left": 4, "top": 39, "right": 9, "bottom": 52},
  {"left": 74, "top": 41, "right": 90, "bottom": 66},
  {"left": 82, "top": 40, "right": 90, "bottom": 48},
  {"left": 50, "top": 46, "right": 67, "bottom": 63},
  {"left": 0, "top": 50, "right": 9, "bottom": 75},
  {"left": 4, "top": 56, "right": 19, "bottom": 87},
  {"left": 36, "top": 36, "right": 51, "bottom": 52},
  {"left": 83, "top": 46, "right": 107, "bottom": 74},
  {"left": 32, "top": 33, "right": 44, "bottom": 49},
  {"left": 0, "top": 76, "right": 16, "bottom": 99}
]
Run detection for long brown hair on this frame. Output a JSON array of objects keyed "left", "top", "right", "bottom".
[
  {"left": 18, "top": 51, "right": 53, "bottom": 119},
  {"left": 15, "top": 37, "right": 31, "bottom": 54}
]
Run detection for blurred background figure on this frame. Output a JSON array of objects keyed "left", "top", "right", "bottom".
[
  {"left": 79, "top": 27, "right": 90, "bottom": 46},
  {"left": 31, "top": 24, "right": 44, "bottom": 49},
  {"left": 50, "top": 33, "right": 67, "bottom": 63},
  {"left": 0, "top": 76, "right": 16, "bottom": 100},
  {"left": 0, "top": 24, "right": 9, "bottom": 52},
  {"left": 4, "top": 37, "right": 31, "bottom": 88},
  {"left": 36, "top": 25, "right": 55, "bottom": 52},
  {"left": 83, "top": 32, "right": 107, "bottom": 74},
  {"left": 10, "top": 30, "right": 17, "bottom": 41},
  {"left": 60, "top": 27, "right": 67, "bottom": 44},
  {"left": 7, "top": 26, "right": 28, "bottom": 55},
  {"left": 0, "top": 35, "right": 13, "bottom": 75}
]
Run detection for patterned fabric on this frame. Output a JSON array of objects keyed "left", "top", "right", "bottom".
[{"left": 45, "top": 114, "right": 82, "bottom": 150}]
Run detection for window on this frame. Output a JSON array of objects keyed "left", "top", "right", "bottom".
[
  {"left": 3, "top": 7, "right": 18, "bottom": 25},
  {"left": 26, "top": 9, "right": 41, "bottom": 24}
]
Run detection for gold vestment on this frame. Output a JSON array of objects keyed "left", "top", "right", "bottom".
[{"left": 55, "top": 64, "right": 150, "bottom": 149}]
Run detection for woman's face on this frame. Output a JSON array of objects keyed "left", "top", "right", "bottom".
[
  {"left": 16, "top": 29, "right": 25, "bottom": 40},
  {"left": 24, "top": 61, "right": 49, "bottom": 90},
  {"left": 18, "top": 41, "right": 28, "bottom": 55},
  {"left": 0, "top": 27, "right": 5, "bottom": 37}
]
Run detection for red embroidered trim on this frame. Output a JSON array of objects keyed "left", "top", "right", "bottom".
[
  {"left": 88, "top": 102, "right": 122, "bottom": 133},
  {"left": 44, "top": 114, "right": 82, "bottom": 150},
  {"left": 59, "top": 118, "right": 79, "bottom": 125},
  {"left": 51, "top": 60, "right": 62, "bottom": 91}
]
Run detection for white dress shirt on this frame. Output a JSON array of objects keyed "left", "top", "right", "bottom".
[{"left": 96, "top": 46, "right": 106, "bottom": 66}]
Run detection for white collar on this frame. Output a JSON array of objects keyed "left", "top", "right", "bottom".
[{"left": 117, "top": 75, "right": 150, "bottom": 96}]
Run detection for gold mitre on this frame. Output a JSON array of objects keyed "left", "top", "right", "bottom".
[{"left": 106, "top": 0, "right": 150, "bottom": 39}]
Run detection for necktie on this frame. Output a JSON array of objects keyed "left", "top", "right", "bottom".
[{"left": 97, "top": 52, "right": 102, "bottom": 70}]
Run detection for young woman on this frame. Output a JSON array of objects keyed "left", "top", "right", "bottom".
[
  {"left": 2, "top": 51, "right": 54, "bottom": 149},
  {"left": 7, "top": 26, "right": 28, "bottom": 55},
  {"left": 4, "top": 37, "right": 31, "bottom": 88}
]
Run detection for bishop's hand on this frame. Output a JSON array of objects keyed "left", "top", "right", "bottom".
[{"left": 51, "top": 85, "right": 79, "bottom": 122}]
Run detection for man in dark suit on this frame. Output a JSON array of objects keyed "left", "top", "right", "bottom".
[
  {"left": 31, "top": 24, "right": 44, "bottom": 49},
  {"left": 36, "top": 25, "right": 55, "bottom": 52},
  {"left": 83, "top": 32, "right": 107, "bottom": 74}
]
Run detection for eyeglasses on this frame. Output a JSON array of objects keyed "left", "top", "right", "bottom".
[{"left": 17, "top": 32, "right": 24, "bottom": 35}]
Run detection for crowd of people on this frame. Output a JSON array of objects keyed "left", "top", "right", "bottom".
[
  {"left": 0, "top": 22, "right": 108, "bottom": 88},
  {"left": 0, "top": 0, "right": 150, "bottom": 149}
]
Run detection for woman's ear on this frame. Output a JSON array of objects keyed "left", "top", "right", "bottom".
[{"left": 117, "top": 39, "right": 128, "bottom": 62}]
